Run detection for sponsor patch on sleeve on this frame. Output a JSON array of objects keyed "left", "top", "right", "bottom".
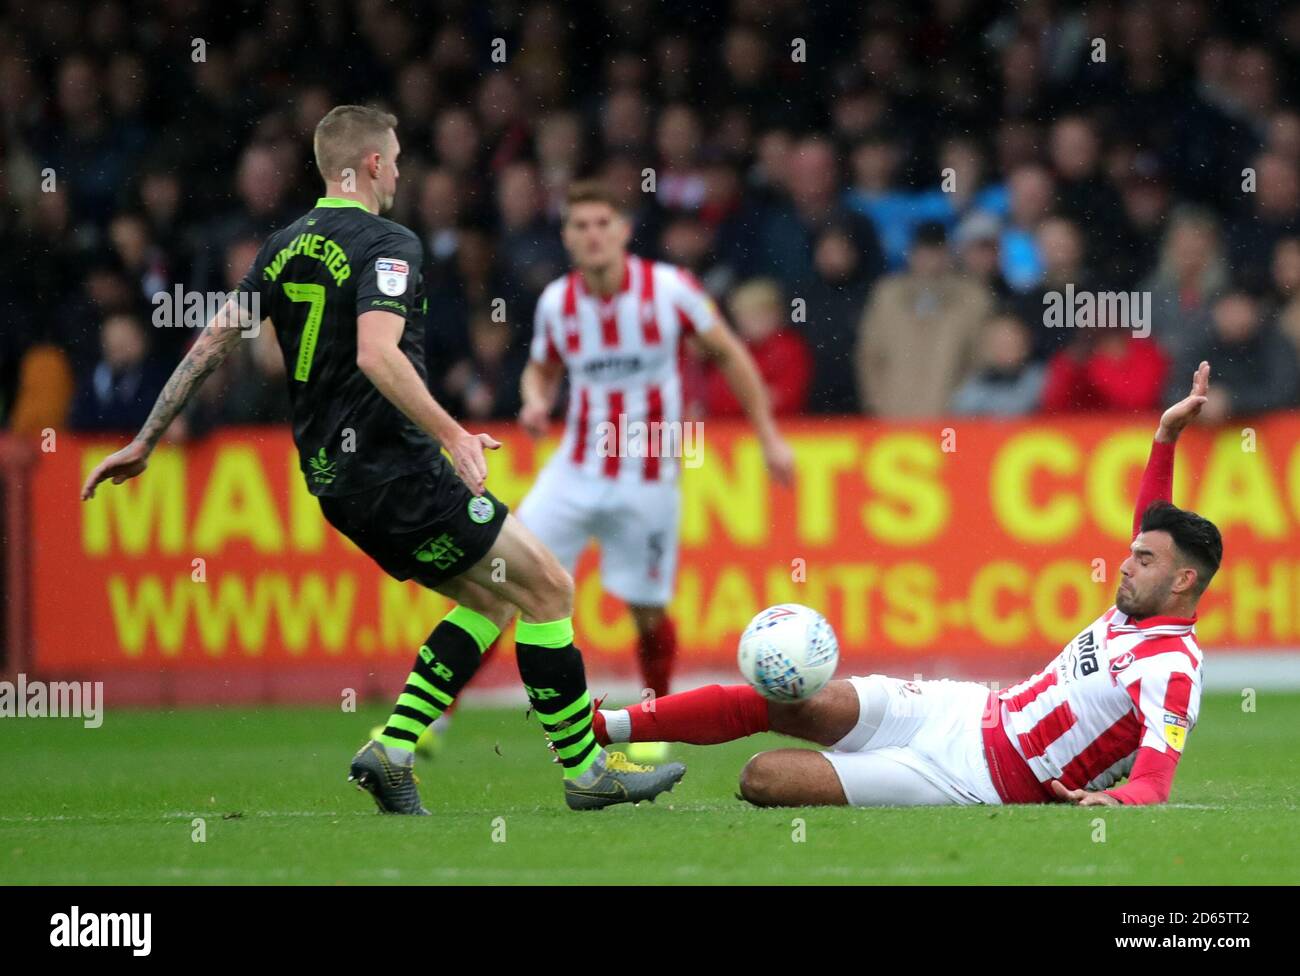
[
  {"left": 376, "top": 258, "right": 410, "bottom": 297},
  {"left": 1163, "top": 712, "right": 1190, "bottom": 751}
]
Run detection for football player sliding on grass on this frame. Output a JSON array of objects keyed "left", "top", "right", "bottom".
[{"left": 590, "top": 362, "right": 1220, "bottom": 808}]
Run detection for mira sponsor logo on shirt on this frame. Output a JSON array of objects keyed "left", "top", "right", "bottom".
[
  {"left": 1057, "top": 628, "right": 1100, "bottom": 682},
  {"left": 50, "top": 906, "right": 151, "bottom": 956}
]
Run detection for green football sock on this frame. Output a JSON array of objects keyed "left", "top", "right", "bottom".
[
  {"left": 376, "top": 606, "right": 500, "bottom": 754},
  {"left": 515, "top": 617, "right": 601, "bottom": 779}
]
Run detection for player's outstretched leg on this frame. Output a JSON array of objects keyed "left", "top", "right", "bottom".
[
  {"left": 350, "top": 597, "right": 508, "bottom": 815},
  {"left": 594, "top": 680, "right": 861, "bottom": 748},
  {"left": 459, "top": 515, "right": 687, "bottom": 810}
]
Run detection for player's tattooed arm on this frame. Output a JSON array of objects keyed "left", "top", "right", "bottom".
[
  {"left": 690, "top": 318, "right": 795, "bottom": 485},
  {"left": 136, "top": 305, "right": 250, "bottom": 449},
  {"left": 80, "top": 298, "right": 254, "bottom": 500}
]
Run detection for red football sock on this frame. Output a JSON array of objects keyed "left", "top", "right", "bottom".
[
  {"left": 625, "top": 684, "right": 770, "bottom": 744},
  {"left": 637, "top": 616, "right": 678, "bottom": 699}
]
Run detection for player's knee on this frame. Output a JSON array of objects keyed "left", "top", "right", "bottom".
[
  {"left": 532, "top": 552, "right": 574, "bottom": 619},
  {"left": 739, "top": 753, "right": 784, "bottom": 807}
]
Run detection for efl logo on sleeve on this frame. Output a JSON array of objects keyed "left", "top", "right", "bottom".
[
  {"left": 1163, "top": 712, "right": 1190, "bottom": 751},
  {"left": 376, "top": 258, "right": 410, "bottom": 296}
]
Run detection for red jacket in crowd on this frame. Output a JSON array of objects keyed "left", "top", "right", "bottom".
[
  {"left": 704, "top": 330, "right": 812, "bottom": 417},
  {"left": 1041, "top": 337, "right": 1170, "bottom": 413}
]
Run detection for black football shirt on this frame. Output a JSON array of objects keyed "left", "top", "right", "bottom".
[{"left": 237, "top": 196, "right": 441, "bottom": 496}]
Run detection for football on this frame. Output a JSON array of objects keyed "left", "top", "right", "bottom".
[{"left": 737, "top": 603, "right": 840, "bottom": 701}]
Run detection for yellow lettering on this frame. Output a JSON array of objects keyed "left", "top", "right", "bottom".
[
  {"left": 991, "top": 432, "right": 1081, "bottom": 543},
  {"left": 107, "top": 574, "right": 190, "bottom": 656},
  {"left": 862, "top": 433, "right": 948, "bottom": 545},
  {"left": 1196, "top": 434, "right": 1288, "bottom": 539},
  {"left": 788, "top": 435, "right": 857, "bottom": 544},
  {"left": 701, "top": 567, "right": 759, "bottom": 644},
  {"left": 681, "top": 438, "right": 768, "bottom": 545},
  {"left": 968, "top": 561, "right": 1031, "bottom": 646},
  {"left": 881, "top": 562, "right": 938, "bottom": 647},
  {"left": 1231, "top": 559, "right": 1291, "bottom": 641},
  {"left": 192, "top": 446, "right": 285, "bottom": 552},
  {"left": 1032, "top": 560, "right": 1101, "bottom": 646},
  {"left": 575, "top": 572, "right": 634, "bottom": 653},
  {"left": 379, "top": 577, "right": 449, "bottom": 650},
  {"left": 830, "top": 564, "right": 879, "bottom": 647},
  {"left": 275, "top": 573, "right": 356, "bottom": 653}
]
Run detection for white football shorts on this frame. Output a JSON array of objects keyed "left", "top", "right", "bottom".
[
  {"left": 517, "top": 458, "right": 681, "bottom": 606},
  {"left": 821, "top": 675, "right": 1002, "bottom": 807}
]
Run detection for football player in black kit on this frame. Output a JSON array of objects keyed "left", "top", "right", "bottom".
[{"left": 82, "top": 105, "right": 685, "bottom": 814}]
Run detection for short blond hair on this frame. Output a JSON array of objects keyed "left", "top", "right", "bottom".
[{"left": 313, "top": 105, "right": 398, "bottom": 181}]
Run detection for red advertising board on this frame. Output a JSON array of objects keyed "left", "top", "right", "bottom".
[{"left": 23, "top": 417, "right": 1300, "bottom": 702}]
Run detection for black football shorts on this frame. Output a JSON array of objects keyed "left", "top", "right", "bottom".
[{"left": 318, "top": 458, "right": 509, "bottom": 589}]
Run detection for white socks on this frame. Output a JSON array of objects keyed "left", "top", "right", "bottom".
[{"left": 602, "top": 709, "right": 632, "bottom": 743}]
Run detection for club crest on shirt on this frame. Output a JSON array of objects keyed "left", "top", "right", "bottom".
[
  {"left": 1110, "top": 650, "right": 1136, "bottom": 675},
  {"left": 1163, "top": 712, "right": 1190, "bottom": 751},
  {"left": 376, "top": 258, "right": 409, "bottom": 296}
]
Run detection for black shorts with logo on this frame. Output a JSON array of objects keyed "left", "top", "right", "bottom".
[{"left": 318, "top": 459, "right": 509, "bottom": 589}]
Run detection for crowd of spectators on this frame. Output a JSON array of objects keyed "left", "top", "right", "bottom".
[{"left": 3, "top": 0, "right": 1300, "bottom": 440}]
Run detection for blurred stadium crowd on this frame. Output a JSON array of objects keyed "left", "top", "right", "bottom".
[{"left": 2, "top": 0, "right": 1300, "bottom": 439}]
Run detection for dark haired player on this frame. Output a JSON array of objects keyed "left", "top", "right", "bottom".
[
  {"left": 82, "top": 105, "right": 685, "bottom": 814},
  {"left": 514, "top": 180, "right": 794, "bottom": 760},
  {"left": 590, "top": 363, "right": 1221, "bottom": 808}
]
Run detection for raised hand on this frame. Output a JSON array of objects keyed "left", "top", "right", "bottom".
[{"left": 1156, "top": 360, "right": 1210, "bottom": 443}]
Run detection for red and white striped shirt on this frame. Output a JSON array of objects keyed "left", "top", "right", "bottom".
[
  {"left": 531, "top": 255, "right": 718, "bottom": 483},
  {"left": 983, "top": 609, "right": 1201, "bottom": 804},
  {"left": 981, "top": 437, "right": 1203, "bottom": 806}
]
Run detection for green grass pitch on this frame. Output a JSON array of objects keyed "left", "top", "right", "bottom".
[{"left": 1, "top": 691, "right": 1296, "bottom": 885}]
